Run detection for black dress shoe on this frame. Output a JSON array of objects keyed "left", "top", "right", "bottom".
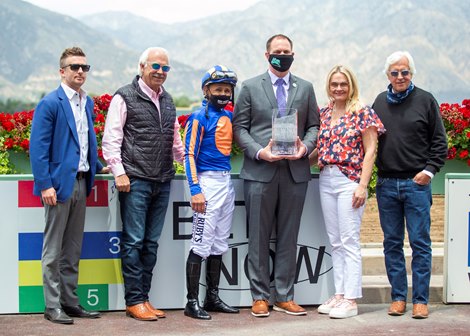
[
  {"left": 44, "top": 308, "right": 74, "bottom": 324},
  {"left": 62, "top": 305, "right": 101, "bottom": 318}
]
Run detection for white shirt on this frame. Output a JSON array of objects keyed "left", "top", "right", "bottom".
[{"left": 61, "top": 83, "right": 90, "bottom": 172}]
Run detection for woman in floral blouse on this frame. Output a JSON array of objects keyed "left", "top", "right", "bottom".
[{"left": 310, "top": 65, "right": 385, "bottom": 319}]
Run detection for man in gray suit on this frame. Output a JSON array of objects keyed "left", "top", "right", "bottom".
[{"left": 233, "top": 34, "right": 319, "bottom": 317}]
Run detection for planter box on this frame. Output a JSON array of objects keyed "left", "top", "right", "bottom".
[
  {"left": 433, "top": 159, "right": 470, "bottom": 194},
  {"left": 8, "top": 150, "right": 31, "bottom": 174}
]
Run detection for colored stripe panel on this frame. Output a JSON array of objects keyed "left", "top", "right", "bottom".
[
  {"left": 18, "top": 180, "right": 109, "bottom": 208},
  {"left": 19, "top": 231, "right": 122, "bottom": 260},
  {"left": 19, "top": 259, "right": 123, "bottom": 286},
  {"left": 19, "top": 284, "right": 108, "bottom": 313}
]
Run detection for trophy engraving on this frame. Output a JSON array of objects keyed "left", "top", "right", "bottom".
[{"left": 272, "top": 108, "right": 298, "bottom": 156}]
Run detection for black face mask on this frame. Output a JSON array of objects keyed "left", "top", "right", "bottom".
[
  {"left": 268, "top": 54, "right": 294, "bottom": 72},
  {"left": 208, "top": 94, "right": 231, "bottom": 110}
]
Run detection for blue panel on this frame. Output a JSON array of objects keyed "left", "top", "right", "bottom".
[
  {"left": 18, "top": 232, "right": 43, "bottom": 261},
  {"left": 81, "top": 231, "right": 122, "bottom": 259},
  {"left": 18, "top": 231, "right": 122, "bottom": 260}
]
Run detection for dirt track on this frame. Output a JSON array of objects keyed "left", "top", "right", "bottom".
[{"left": 361, "top": 195, "right": 444, "bottom": 244}]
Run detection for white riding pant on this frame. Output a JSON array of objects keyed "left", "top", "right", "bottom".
[{"left": 190, "top": 171, "right": 235, "bottom": 259}]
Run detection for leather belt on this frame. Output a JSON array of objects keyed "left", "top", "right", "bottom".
[{"left": 76, "top": 171, "right": 85, "bottom": 180}]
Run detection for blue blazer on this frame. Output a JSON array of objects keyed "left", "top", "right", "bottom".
[{"left": 30, "top": 85, "right": 103, "bottom": 202}]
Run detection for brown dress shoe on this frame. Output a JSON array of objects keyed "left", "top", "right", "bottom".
[
  {"left": 251, "top": 300, "right": 270, "bottom": 317},
  {"left": 388, "top": 301, "right": 406, "bottom": 316},
  {"left": 273, "top": 300, "right": 307, "bottom": 316},
  {"left": 144, "top": 301, "right": 166, "bottom": 318},
  {"left": 412, "top": 303, "right": 429, "bottom": 319},
  {"left": 126, "top": 303, "right": 158, "bottom": 321}
]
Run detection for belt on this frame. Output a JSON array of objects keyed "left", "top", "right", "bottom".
[{"left": 76, "top": 171, "right": 86, "bottom": 180}]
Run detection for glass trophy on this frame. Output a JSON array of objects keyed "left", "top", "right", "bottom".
[{"left": 272, "top": 108, "right": 298, "bottom": 156}]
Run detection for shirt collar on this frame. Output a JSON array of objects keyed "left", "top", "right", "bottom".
[
  {"left": 138, "top": 77, "right": 162, "bottom": 99},
  {"left": 268, "top": 70, "right": 290, "bottom": 85},
  {"left": 61, "top": 82, "right": 86, "bottom": 100}
]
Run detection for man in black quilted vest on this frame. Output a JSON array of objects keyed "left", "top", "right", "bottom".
[{"left": 102, "top": 47, "right": 184, "bottom": 321}]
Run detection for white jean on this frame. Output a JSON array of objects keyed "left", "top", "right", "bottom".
[
  {"left": 190, "top": 171, "right": 235, "bottom": 259},
  {"left": 319, "top": 165, "right": 365, "bottom": 299}
]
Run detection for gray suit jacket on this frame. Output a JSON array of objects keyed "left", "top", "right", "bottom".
[{"left": 233, "top": 71, "right": 319, "bottom": 183}]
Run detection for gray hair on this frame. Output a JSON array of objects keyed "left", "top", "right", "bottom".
[
  {"left": 383, "top": 51, "right": 416, "bottom": 76},
  {"left": 138, "top": 47, "right": 169, "bottom": 76}
]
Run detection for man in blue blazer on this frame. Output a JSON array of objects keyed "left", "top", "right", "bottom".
[
  {"left": 30, "top": 47, "right": 107, "bottom": 324},
  {"left": 233, "top": 34, "right": 319, "bottom": 317}
]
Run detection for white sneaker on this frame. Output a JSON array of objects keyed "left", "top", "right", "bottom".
[
  {"left": 329, "top": 299, "right": 358, "bottom": 319},
  {"left": 317, "top": 295, "right": 342, "bottom": 314}
]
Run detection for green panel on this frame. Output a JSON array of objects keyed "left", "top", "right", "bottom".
[
  {"left": 433, "top": 159, "right": 470, "bottom": 194},
  {"left": 19, "top": 286, "right": 44, "bottom": 313},
  {"left": 19, "top": 284, "right": 108, "bottom": 313},
  {"left": 77, "top": 284, "right": 109, "bottom": 311}
]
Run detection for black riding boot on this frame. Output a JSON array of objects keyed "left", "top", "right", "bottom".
[
  {"left": 184, "top": 251, "right": 211, "bottom": 320},
  {"left": 203, "top": 255, "right": 239, "bottom": 313}
]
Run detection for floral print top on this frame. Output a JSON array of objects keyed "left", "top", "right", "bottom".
[{"left": 317, "top": 103, "right": 385, "bottom": 182}]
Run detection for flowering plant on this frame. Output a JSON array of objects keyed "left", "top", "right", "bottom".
[
  {"left": 0, "top": 110, "right": 34, "bottom": 153},
  {"left": 92, "top": 94, "right": 113, "bottom": 158},
  {"left": 440, "top": 99, "right": 470, "bottom": 166}
]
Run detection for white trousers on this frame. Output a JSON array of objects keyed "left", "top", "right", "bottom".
[
  {"left": 191, "top": 171, "right": 235, "bottom": 259},
  {"left": 319, "top": 165, "right": 365, "bottom": 299}
]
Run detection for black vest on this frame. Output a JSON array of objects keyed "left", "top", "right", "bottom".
[{"left": 115, "top": 76, "right": 176, "bottom": 182}]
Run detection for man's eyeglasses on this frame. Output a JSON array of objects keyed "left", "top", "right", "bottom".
[
  {"left": 62, "top": 64, "right": 91, "bottom": 72},
  {"left": 389, "top": 69, "right": 411, "bottom": 77},
  {"left": 148, "top": 62, "right": 171, "bottom": 72},
  {"left": 211, "top": 71, "right": 237, "bottom": 81}
]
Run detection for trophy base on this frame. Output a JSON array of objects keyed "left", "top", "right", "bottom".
[{"left": 272, "top": 141, "right": 296, "bottom": 156}]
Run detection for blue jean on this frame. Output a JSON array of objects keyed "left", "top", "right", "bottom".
[
  {"left": 376, "top": 177, "right": 432, "bottom": 304},
  {"left": 119, "top": 178, "right": 171, "bottom": 306}
]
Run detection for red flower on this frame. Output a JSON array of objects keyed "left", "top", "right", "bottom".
[
  {"left": 20, "top": 139, "right": 29, "bottom": 150},
  {"left": 2, "top": 120, "right": 15, "bottom": 132},
  {"left": 95, "top": 113, "right": 105, "bottom": 123},
  {"left": 4, "top": 138, "right": 14, "bottom": 149},
  {"left": 447, "top": 147, "right": 457, "bottom": 159},
  {"left": 225, "top": 102, "right": 234, "bottom": 112},
  {"left": 178, "top": 114, "right": 190, "bottom": 128},
  {"left": 440, "top": 99, "right": 470, "bottom": 163}
]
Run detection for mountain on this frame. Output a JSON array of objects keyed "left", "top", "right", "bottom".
[
  {"left": 0, "top": 0, "right": 200, "bottom": 101},
  {"left": 1, "top": 0, "right": 469, "bottom": 105},
  {"left": 82, "top": 0, "right": 470, "bottom": 105}
]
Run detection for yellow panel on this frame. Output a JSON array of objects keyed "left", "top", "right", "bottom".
[{"left": 18, "top": 259, "right": 123, "bottom": 286}]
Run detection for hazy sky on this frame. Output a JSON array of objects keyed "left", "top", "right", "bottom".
[{"left": 25, "top": 0, "right": 262, "bottom": 24}]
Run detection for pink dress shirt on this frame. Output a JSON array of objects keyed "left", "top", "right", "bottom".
[{"left": 102, "top": 78, "right": 184, "bottom": 177}]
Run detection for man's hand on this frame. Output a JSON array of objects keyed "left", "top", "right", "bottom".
[
  {"left": 191, "top": 193, "right": 206, "bottom": 213},
  {"left": 413, "top": 171, "right": 431, "bottom": 185},
  {"left": 100, "top": 166, "right": 110, "bottom": 174},
  {"left": 258, "top": 139, "right": 284, "bottom": 162},
  {"left": 284, "top": 137, "right": 306, "bottom": 160},
  {"left": 115, "top": 174, "right": 130, "bottom": 192},
  {"left": 41, "top": 187, "right": 57, "bottom": 206}
]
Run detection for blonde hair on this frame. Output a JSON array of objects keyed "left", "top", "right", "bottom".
[{"left": 325, "top": 65, "right": 362, "bottom": 113}]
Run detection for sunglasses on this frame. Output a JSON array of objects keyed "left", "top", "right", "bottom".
[
  {"left": 389, "top": 69, "right": 410, "bottom": 77},
  {"left": 62, "top": 64, "right": 91, "bottom": 72},
  {"left": 148, "top": 62, "right": 171, "bottom": 72},
  {"left": 211, "top": 71, "right": 237, "bottom": 81}
]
